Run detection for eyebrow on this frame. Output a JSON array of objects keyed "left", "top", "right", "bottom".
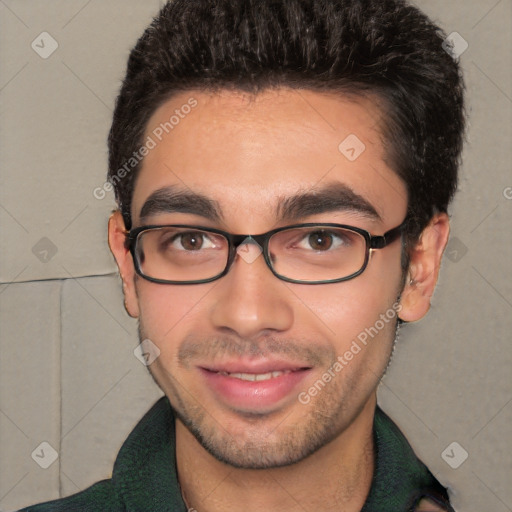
[
  {"left": 138, "top": 182, "right": 381, "bottom": 226},
  {"left": 139, "top": 186, "right": 223, "bottom": 223},
  {"left": 276, "top": 182, "right": 381, "bottom": 222}
]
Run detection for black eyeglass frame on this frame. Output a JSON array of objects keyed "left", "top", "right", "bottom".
[{"left": 126, "top": 220, "right": 407, "bottom": 285}]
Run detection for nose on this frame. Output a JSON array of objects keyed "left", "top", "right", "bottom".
[{"left": 209, "top": 243, "right": 294, "bottom": 339}]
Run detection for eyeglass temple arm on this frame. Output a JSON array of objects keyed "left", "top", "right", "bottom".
[
  {"left": 123, "top": 230, "right": 132, "bottom": 250},
  {"left": 369, "top": 222, "right": 406, "bottom": 249}
]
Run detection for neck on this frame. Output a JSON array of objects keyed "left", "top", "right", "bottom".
[{"left": 176, "top": 396, "right": 376, "bottom": 512}]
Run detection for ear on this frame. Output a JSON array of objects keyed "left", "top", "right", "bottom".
[
  {"left": 108, "top": 211, "right": 140, "bottom": 318},
  {"left": 398, "top": 213, "right": 450, "bottom": 322}
]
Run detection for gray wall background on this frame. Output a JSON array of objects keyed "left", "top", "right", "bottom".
[{"left": 0, "top": 1, "right": 511, "bottom": 510}]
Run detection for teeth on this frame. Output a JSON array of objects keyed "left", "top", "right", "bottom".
[{"left": 219, "top": 370, "right": 290, "bottom": 381}]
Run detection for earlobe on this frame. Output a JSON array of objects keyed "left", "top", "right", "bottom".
[
  {"left": 108, "top": 211, "right": 140, "bottom": 318},
  {"left": 398, "top": 213, "right": 450, "bottom": 323}
]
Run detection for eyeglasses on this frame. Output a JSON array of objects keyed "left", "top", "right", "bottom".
[{"left": 126, "top": 221, "right": 406, "bottom": 285}]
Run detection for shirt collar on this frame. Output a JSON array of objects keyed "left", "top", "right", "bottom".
[{"left": 112, "top": 396, "right": 186, "bottom": 510}]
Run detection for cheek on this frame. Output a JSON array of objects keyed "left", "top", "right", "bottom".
[
  {"left": 136, "top": 282, "right": 217, "bottom": 353},
  {"left": 291, "top": 272, "right": 400, "bottom": 347},
  {"left": 137, "top": 284, "right": 218, "bottom": 391}
]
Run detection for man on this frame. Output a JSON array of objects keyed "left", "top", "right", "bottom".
[{"left": 21, "top": 0, "right": 464, "bottom": 510}]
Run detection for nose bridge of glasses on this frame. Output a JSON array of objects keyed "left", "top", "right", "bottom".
[
  {"left": 230, "top": 233, "right": 266, "bottom": 248},
  {"left": 228, "top": 233, "right": 268, "bottom": 260},
  {"left": 230, "top": 235, "right": 266, "bottom": 267}
]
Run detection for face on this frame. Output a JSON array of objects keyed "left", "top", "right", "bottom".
[{"left": 109, "top": 88, "right": 443, "bottom": 469}]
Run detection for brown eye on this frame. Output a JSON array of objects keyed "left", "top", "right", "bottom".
[
  {"left": 180, "top": 232, "right": 204, "bottom": 250},
  {"left": 308, "top": 231, "right": 333, "bottom": 251}
]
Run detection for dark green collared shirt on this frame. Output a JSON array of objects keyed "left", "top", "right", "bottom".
[{"left": 20, "top": 397, "right": 453, "bottom": 511}]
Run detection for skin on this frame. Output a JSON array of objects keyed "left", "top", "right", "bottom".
[{"left": 109, "top": 88, "right": 450, "bottom": 511}]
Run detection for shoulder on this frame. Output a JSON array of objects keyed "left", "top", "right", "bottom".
[
  {"left": 17, "top": 479, "right": 123, "bottom": 511},
  {"left": 413, "top": 496, "right": 455, "bottom": 511},
  {"left": 369, "top": 407, "right": 455, "bottom": 511}
]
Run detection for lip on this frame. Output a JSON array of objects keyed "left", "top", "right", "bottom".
[{"left": 198, "top": 359, "right": 312, "bottom": 412}]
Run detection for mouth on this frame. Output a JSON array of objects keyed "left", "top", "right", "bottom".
[
  {"left": 214, "top": 369, "right": 295, "bottom": 382},
  {"left": 198, "top": 361, "right": 312, "bottom": 412}
]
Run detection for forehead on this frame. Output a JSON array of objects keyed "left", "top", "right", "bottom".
[{"left": 131, "top": 88, "right": 407, "bottom": 229}]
